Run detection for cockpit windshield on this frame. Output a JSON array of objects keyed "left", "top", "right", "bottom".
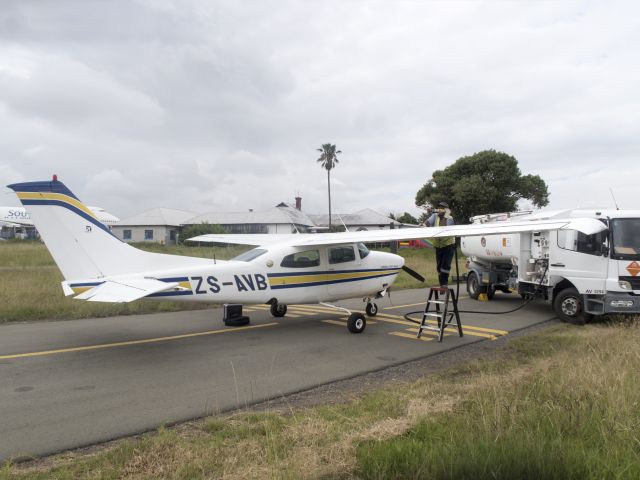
[
  {"left": 612, "top": 219, "right": 640, "bottom": 260},
  {"left": 231, "top": 248, "right": 267, "bottom": 262}
]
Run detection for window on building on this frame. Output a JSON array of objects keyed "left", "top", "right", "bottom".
[
  {"left": 144, "top": 229, "right": 154, "bottom": 240},
  {"left": 280, "top": 249, "right": 320, "bottom": 268},
  {"left": 329, "top": 246, "right": 356, "bottom": 264},
  {"left": 123, "top": 229, "right": 132, "bottom": 240}
]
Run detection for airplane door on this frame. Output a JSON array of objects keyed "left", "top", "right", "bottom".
[{"left": 327, "top": 244, "right": 362, "bottom": 299}]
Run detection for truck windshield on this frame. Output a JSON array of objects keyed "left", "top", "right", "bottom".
[{"left": 611, "top": 219, "right": 640, "bottom": 260}]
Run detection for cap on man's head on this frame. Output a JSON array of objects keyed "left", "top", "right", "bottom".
[{"left": 438, "top": 201, "right": 449, "bottom": 208}]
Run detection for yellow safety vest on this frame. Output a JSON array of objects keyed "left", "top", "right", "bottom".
[{"left": 431, "top": 216, "right": 456, "bottom": 249}]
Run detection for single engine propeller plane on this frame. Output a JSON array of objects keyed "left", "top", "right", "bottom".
[{"left": 8, "top": 178, "right": 608, "bottom": 334}]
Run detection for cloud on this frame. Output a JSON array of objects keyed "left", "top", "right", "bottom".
[{"left": 0, "top": 0, "right": 638, "bottom": 217}]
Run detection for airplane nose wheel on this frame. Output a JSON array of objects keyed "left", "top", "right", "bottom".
[
  {"left": 347, "top": 313, "right": 366, "bottom": 333},
  {"left": 365, "top": 302, "right": 378, "bottom": 317},
  {"left": 270, "top": 302, "right": 287, "bottom": 317}
]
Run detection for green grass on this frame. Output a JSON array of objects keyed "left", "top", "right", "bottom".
[
  {"left": 3, "top": 320, "right": 640, "bottom": 479},
  {"left": 0, "top": 241, "right": 442, "bottom": 323},
  {"left": 356, "top": 322, "right": 640, "bottom": 480}
]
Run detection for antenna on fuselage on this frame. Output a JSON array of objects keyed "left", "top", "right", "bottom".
[
  {"left": 609, "top": 187, "right": 620, "bottom": 210},
  {"left": 338, "top": 214, "right": 348, "bottom": 232}
]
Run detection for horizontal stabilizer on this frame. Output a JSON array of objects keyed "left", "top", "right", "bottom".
[{"left": 74, "top": 278, "right": 180, "bottom": 303}]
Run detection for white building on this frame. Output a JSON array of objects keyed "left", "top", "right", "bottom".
[
  {"left": 110, "top": 198, "right": 399, "bottom": 244},
  {"left": 112, "top": 208, "right": 197, "bottom": 244},
  {"left": 308, "top": 208, "right": 401, "bottom": 231},
  {"left": 184, "top": 203, "right": 315, "bottom": 234}
]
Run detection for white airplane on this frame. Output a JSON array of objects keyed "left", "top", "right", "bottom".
[
  {"left": 0, "top": 205, "right": 119, "bottom": 227},
  {"left": 7, "top": 178, "right": 607, "bottom": 333}
]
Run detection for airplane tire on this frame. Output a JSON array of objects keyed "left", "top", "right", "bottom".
[
  {"left": 270, "top": 303, "right": 287, "bottom": 317},
  {"left": 365, "top": 303, "right": 378, "bottom": 317},
  {"left": 224, "top": 315, "right": 250, "bottom": 327},
  {"left": 347, "top": 313, "right": 366, "bottom": 334}
]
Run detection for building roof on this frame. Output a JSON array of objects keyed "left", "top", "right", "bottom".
[
  {"left": 115, "top": 208, "right": 198, "bottom": 227},
  {"left": 308, "top": 208, "right": 400, "bottom": 227},
  {"left": 184, "top": 204, "right": 315, "bottom": 227}
]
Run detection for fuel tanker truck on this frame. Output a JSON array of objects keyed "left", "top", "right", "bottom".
[{"left": 461, "top": 209, "right": 640, "bottom": 324}]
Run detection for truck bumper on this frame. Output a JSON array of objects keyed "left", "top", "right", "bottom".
[{"left": 588, "top": 293, "right": 640, "bottom": 314}]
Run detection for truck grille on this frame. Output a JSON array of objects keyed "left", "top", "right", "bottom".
[{"left": 620, "top": 276, "right": 640, "bottom": 290}]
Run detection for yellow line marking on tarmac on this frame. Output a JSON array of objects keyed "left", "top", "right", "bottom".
[
  {"left": 239, "top": 305, "right": 302, "bottom": 317},
  {"left": 389, "top": 331, "right": 433, "bottom": 342},
  {"left": 404, "top": 327, "right": 450, "bottom": 338},
  {"left": 0, "top": 323, "right": 279, "bottom": 360},
  {"left": 322, "top": 319, "right": 378, "bottom": 326},
  {"left": 377, "top": 312, "right": 508, "bottom": 336},
  {"left": 322, "top": 320, "right": 347, "bottom": 327},
  {"left": 290, "top": 305, "right": 337, "bottom": 313},
  {"left": 383, "top": 297, "right": 469, "bottom": 310},
  {"left": 400, "top": 326, "right": 496, "bottom": 341}
]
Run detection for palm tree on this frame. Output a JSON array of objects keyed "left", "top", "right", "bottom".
[{"left": 316, "top": 143, "right": 341, "bottom": 228}]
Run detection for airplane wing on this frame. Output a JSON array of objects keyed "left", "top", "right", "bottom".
[
  {"left": 188, "top": 233, "right": 300, "bottom": 246},
  {"left": 189, "top": 217, "right": 607, "bottom": 248},
  {"left": 73, "top": 277, "right": 181, "bottom": 303}
]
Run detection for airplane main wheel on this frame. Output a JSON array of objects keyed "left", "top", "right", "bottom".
[
  {"left": 365, "top": 302, "right": 378, "bottom": 317},
  {"left": 347, "top": 313, "right": 366, "bottom": 334},
  {"left": 270, "top": 303, "right": 287, "bottom": 317}
]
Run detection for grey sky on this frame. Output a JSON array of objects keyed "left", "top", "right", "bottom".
[{"left": 1, "top": 0, "right": 638, "bottom": 219}]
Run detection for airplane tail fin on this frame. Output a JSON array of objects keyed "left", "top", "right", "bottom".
[{"left": 8, "top": 178, "right": 210, "bottom": 281}]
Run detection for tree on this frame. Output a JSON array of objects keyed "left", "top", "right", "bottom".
[
  {"left": 415, "top": 150, "right": 549, "bottom": 223},
  {"left": 316, "top": 143, "right": 341, "bottom": 228},
  {"left": 396, "top": 212, "right": 419, "bottom": 224},
  {"left": 181, "top": 222, "right": 227, "bottom": 244}
]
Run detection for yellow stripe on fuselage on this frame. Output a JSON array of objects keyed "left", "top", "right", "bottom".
[
  {"left": 268, "top": 269, "right": 398, "bottom": 287},
  {"left": 16, "top": 192, "right": 98, "bottom": 220}
]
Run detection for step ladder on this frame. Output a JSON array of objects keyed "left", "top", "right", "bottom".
[{"left": 417, "top": 287, "right": 463, "bottom": 342}]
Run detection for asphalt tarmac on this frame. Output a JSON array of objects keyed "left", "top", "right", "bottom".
[{"left": 0, "top": 288, "right": 556, "bottom": 462}]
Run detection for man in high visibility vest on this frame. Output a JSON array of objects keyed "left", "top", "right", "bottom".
[{"left": 425, "top": 201, "right": 456, "bottom": 287}]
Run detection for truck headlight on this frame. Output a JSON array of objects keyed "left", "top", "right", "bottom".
[{"left": 619, "top": 280, "right": 632, "bottom": 290}]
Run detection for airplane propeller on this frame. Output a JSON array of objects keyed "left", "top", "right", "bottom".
[{"left": 401, "top": 265, "right": 425, "bottom": 283}]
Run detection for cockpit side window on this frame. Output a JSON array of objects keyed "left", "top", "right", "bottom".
[
  {"left": 280, "top": 249, "right": 320, "bottom": 268},
  {"left": 357, "top": 242, "right": 370, "bottom": 259},
  {"left": 329, "top": 246, "right": 356, "bottom": 264}
]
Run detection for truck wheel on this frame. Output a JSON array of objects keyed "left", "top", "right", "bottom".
[
  {"left": 553, "top": 288, "right": 593, "bottom": 325},
  {"left": 270, "top": 303, "right": 287, "bottom": 317},
  {"left": 467, "top": 272, "right": 480, "bottom": 300}
]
